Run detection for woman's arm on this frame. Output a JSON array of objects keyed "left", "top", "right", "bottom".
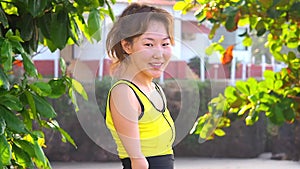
[{"left": 110, "top": 84, "right": 148, "bottom": 169}]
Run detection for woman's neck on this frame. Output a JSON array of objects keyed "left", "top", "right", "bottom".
[{"left": 121, "top": 72, "right": 154, "bottom": 92}]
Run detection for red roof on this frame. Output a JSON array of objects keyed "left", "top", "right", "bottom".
[
  {"left": 117, "top": 0, "right": 176, "bottom": 6},
  {"left": 181, "top": 21, "right": 210, "bottom": 34}
]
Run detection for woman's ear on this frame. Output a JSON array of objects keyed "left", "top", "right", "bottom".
[{"left": 121, "top": 40, "right": 132, "bottom": 55}]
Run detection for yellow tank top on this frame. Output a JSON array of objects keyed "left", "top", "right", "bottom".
[{"left": 105, "top": 79, "right": 175, "bottom": 159}]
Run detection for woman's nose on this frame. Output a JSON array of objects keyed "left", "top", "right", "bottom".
[{"left": 153, "top": 46, "right": 163, "bottom": 58}]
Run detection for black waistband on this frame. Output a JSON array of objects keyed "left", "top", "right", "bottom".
[{"left": 121, "top": 154, "right": 174, "bottom": 169}]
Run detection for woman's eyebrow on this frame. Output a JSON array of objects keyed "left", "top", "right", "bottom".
[
  {"left": 142, "top": 36, "right": 170, "bottom": 41},
  {"left": 143, "top": 37, "right": 154, "bottom": 41},
  {"left": 163, "top": 36, "right": 170, "bottom": 40}
]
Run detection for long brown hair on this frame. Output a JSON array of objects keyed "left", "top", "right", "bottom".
[{"left": 106, "top": 3, "right": 174, "bottom": 76}]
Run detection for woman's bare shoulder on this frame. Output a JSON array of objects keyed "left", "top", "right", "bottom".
[{"left": 110, "top": 83, "right": 140, "bottom": 116}]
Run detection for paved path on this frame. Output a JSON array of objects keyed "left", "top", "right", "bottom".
[{"left": 52, "top": 154, "right": 300, "bottom": 169}]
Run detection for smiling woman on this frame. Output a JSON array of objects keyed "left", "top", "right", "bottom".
[
  {"left": 104, "top": 3, "right": 176, "bottom": 169},
  {"left": 121, "top": 20, "right": 172, "bottom": 79}
]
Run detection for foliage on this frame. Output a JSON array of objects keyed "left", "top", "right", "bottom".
[
  {"left": 187, "top": 56, "right": 201, "bottom": 77},
  {"left": 95, "top": 76, "right": 113, "bottom": 115},
  {"left": 174, "top": 0, "right": 300, "bottom": 140},
  {"left": 0, "top": 0, "right": 115, "bottom": 168}
]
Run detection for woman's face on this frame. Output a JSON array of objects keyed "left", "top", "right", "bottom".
[{"left": 124, "top": 20, "right": 172, "bottom": 79}]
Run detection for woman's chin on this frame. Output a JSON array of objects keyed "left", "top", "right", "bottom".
[{"left": 151, "top": 71, "right": 164, "bottom": 79}]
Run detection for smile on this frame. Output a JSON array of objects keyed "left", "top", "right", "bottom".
[{"left": 149, "top": 63, "right": 163, "bottom": 69}]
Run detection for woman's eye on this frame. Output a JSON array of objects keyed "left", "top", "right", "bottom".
[
  {"left": 145, "top": 43, "right": 153, "bottom": 47},
  {"left": 162, "top": 43, "right": 170, "bottom": 47}
]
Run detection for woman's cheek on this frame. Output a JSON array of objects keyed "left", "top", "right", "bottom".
[{"left": 164, "top": 48, "right": 172, "bottom": 60}]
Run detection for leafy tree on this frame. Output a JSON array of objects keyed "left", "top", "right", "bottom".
[
  {"left": 174, "top": 0, "right": 300, "bottom": 142},
  {"left": 187, "top": 56, "right": 201, "bottom": 77},
  {"left": 0, "top": 0, "right": 115, "bottom": 168}
]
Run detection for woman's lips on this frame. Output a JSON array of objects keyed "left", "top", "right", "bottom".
[{"left": 149, "top": 63, "right": 163, "bottom": 69}]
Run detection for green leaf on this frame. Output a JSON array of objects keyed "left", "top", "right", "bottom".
[
  {"left": 98, "top": 0, "right": 104, "bottom": 6},
  {"left": 0, "top": 134, "right": 11, "bottom": 166},
  {"left": 245, "top": 115, "right": 254, "bottom": 125},
  {"left": 287, "top": 38, "right": 298, "bottom": 48},
  {"left": 213, "top": 43, "right": 225, "bottom": 53},
  {"left": 37, "top": 12, "right": 52, "bottom": 39},
  {"left": 17, "top": 14, "right": 34, "bottom": 41},
  {"left": 287, "top": 51, "right": 296, "bottom": 60},
  {"left": 205, "top": 44, "right": 215, "bottom": 55},
  {"left": 5, "top": 29, "right": 13, "bottom": 38},
  {"left": 22, "top": 53, "right": 38, "bottom": 77},
  {"left": 270, "top": 42, "right": 282, "bottom": 52},
  {"left": 88, "top": 9, "right": 103, "bottom": 42},
  {"left": 242, "top": 35, "right": 252, "bottom": 46},
  {"left": 263, "top": 70, "right": 275, "bottom": 80},
  {"left": 12, "top": 144, "right": 34, "bottom": 168},
  {"left": 32, "top": 140, "right": 47, "bottom": 167},
  {"left": 248, "top": 93, "right": 258, "bottom": 103},
  {"left": 29, "top": 25, "right": 38, "bottom": 52},
  {"left": 0, "top": 94, "right": 23, "bottom": 111},
  {"left": 19, "top": 109, "right": 32, "bottom": 131},
  {"left": 263, "top": 78, "right": 275, "bottom": 90},
  {"left": 0, "top": 106, "right": 26, "bottom": 133},
  {"left": 256, "top": 103, "right": 270, "bottom": 112},
  {"left": 48, "top": 79, "right": 67, "bottom": 98},
  {"left": 208, "top": 23, "right": 220, "bottom": 39},
  {"left": 0, "top": 7, "right": 8, "bottom": 28},
  {"left": 173, "top": 1, "right": 188, "bottom": 11},
  {"left": 271, "top": 51, "right": 284, "bottom": 62},
  {"left": 249, "top": 16, "right": 258, "bottom": 30},
  {"left": 106, "top": 1, "right": 115, "bottom": 21},
  {"left": 43, "top": 38, "right": 57, "bottom": 52},
  {"left": 50, "top": 10, "right": 69, "bottom": 49},
  {"left": 1, "top": 39, "right": 13, "bottom": 72},
  {"left": 225, "top": 15, "right": 237, "bottom": 32},
  {"left": 26, "top": 0, "right": 48, "bottom": 17},
  {"left": 238, "top": 104, "right": 252, "bottom": 116},
  {"left": 30, "top": 82, "right": 52, "bottom": 97},
  {"left": 0, "top": 117, "right": 5, "bottom": 135},
  {"left": 214, "top": 128, "right": 226, "bottom": 137},
  {"left": 32, "top": 94, "right": 57, "bottom": 118},
  {"left": 0, "top": 67, "right": 10, "bottom": 90},
  {"left": 255, "top": 20, "right": 266, "bottom": 36},
  {"left": 14, "top": 140, "right": 35, "bottom": 157},
  {"left": 236, "top": 81, "right": 250, "bottom": 95},
  {"left": 274, "top": 80, "right": 283, "bottom": 90},
  {"left": 72, "top": 78, "right": 88, "bottom": 100},
  {"left": 68, "top": 87, "right": 79, "bottom": 112},
  {"left": 10, "top": 40, "right": 25, "bottom": 54},
  {"left": 218, "top": 35, "right": 225, "bottom": 43},
  {"left": 24, "top": 91, "right": 37, "bottom": 120},
  {"left": 47, "top": 120, "right": 77, "bottom": 148},
  {"left": 7, "top": 35, "right": 24, "bottom": 43},
  {"left": 60, "top": 57, "right": 67, "bottom": 76},
  {"left": 194, "top": 8, "right": 206, "bottom": 23},
  {"left": 238, "top": 17, "right": 249, "bottom": 26},
  {"left": 271, "top": 104, "right": 285, "bottom": 125},
  {"left": 68, "top": 16, "right": 80, "bottom": 45},
  {"left": 224, "top": 86, "right": 238, "bottom": 99},
  {"left": 247, "top": 78, "right": 258, "bottom": 95},
  {"left": 230, "top": 0, "right": 241, "bottom": 2}
]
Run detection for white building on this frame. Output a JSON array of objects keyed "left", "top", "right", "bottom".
[{"left": 35, "top": 0, "right": 258, "bottom": 84}]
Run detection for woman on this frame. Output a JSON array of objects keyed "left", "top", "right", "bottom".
[{"left": 105, "top": 3, "right": 175, "bottom": 169}]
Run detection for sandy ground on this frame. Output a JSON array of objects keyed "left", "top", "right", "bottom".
[{"left": 52, "top": 153, "right": 300, "bottom": 169}]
